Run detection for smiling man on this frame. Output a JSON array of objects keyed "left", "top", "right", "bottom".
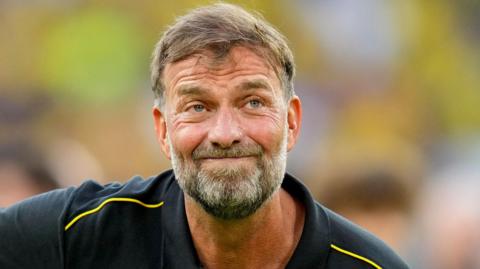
[
  {"left": 158, "top": 46, "right": 295, "bottom": 220},
  {"left": 0, "top": 3, "right": 409, "bottom": 269}
]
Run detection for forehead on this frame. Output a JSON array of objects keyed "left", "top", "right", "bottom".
[{"left": 162, "top": 46, "right": 281, "bottom": 95}]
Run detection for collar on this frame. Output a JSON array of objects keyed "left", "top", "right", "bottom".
[
  {"left": 160, "top": 171, "right": 330, "bottom": 268},
  {"left": 283, "top": 173, "right": 330, "bottom": 269},
  {"left": 161, "top": 172, "right": 202, "bottom": 268}
]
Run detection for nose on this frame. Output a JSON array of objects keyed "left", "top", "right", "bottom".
[{"left": 208, "top": 107, "right": 243, "bottom": 148}]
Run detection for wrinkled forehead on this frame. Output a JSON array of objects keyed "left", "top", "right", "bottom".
[{"left": 162, "top": 46, "right": 282, "bottom": 93}]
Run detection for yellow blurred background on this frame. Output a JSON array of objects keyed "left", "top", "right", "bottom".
[{"left": 1, "top": 1, "right": 479, "bottom": 267}]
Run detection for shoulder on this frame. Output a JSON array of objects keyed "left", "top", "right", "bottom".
[
  {"left": 281, "top": 173, "right": 409, "bottom": 269},
  {"left": 0, "top": 187, "right": 75, "bottom": 239},
  {"left": 0, "top": 187, "right": 75, "bottom": 268},
  {"left": 0, "top": 170, "right": 178, "bottom": 268},
  {"left": 64, "top": 170, "right": 175, "bottom": 231},
  {"left": 322, "top": 206, "right": 409, "bottom": 269},
  {"left": 61, "top": 170, "right": 179, "bottom": 268}
]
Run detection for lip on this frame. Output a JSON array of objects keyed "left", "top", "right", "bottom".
[{"left": 200, "top": 156, "right": 255, "bottom": 161}]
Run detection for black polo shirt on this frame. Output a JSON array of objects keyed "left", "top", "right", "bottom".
[{"left": 0, "top": 170, "right": 409, "bottom": 268}]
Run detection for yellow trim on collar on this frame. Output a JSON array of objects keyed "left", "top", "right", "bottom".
[
  {"left": 330, "top": 244, "right": 382, "bottom": 269},
  {"left": 64, "top": 198, "right": 164, "bottom": 231}
]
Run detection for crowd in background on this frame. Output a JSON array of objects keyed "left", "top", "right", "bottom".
[{"left": 1, "top": 0, "right": 479, "bottom": 268}]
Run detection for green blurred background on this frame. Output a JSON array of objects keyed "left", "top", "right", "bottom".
[{"left": 1, "top": 1, "right": 480, "bottom": 267}]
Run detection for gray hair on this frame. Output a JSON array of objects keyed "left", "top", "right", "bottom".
[{"left": 150, "top": 3, "right": 295, "bottom": 108}]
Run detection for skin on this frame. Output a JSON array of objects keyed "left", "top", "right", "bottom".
[{"left": 153, "top": 46, "right": 304, "bottom": 269}]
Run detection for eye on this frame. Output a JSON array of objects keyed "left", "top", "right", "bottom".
[
  {"left": 191, "top": 104, "right": 206, "bottom": 112},
  {"left": 247, "top": 99, "right": 263, "bottom": 109}
]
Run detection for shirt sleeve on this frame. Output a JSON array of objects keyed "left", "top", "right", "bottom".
[{"left": 0, "top": 188, "right": 74, "bottom": 269}]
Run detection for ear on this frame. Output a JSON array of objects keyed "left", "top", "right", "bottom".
[
  {"left": 286, "top": 96, "right": 302, "bottom": 152},
  {"left": 153, "top": 106, "right": 171, "bottom": 159}
]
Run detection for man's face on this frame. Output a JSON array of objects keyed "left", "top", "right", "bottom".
[{"left": 153, "top": 46, "right": 301, "bottom": 219}]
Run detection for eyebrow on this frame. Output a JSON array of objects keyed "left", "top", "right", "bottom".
[
  {"left": 176, "top": 85, "right": 208, "bottom": 96},
  {"left": 235, "top": 79, "right": 273, "bottom": 92}
]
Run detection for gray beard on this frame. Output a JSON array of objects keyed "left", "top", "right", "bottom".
[{"left": 169, "top": 132, "right": 287, "bottom": 220}]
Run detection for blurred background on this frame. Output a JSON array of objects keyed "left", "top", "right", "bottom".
[{"left": 1, "top": 0, "right": 479, "bottom": 267}]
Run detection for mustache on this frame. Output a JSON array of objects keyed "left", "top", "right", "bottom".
[{"left": 192, "top": 144, "right": 263, "bottom": 160}]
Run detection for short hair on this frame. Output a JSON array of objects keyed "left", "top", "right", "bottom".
[{"left": 150, "top": 3, "right": 295, "bottom": 107}]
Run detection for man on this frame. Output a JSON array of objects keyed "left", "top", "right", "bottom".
[{"left": 0, "top": 3, "right": 409, "bottom": 268}]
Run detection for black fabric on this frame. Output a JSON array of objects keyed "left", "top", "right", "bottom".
[{"left": 0, "top": 170, "right": 409, "bottom": 268}]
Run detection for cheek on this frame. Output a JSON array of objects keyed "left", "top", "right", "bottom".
[
  {"left": 169, "top": 123, "right": 208, "bottom": 157},
  {"left": 243, "top": 117, "right": 286, "bottom": 154}
]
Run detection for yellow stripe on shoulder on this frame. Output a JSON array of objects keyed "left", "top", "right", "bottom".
[
  {"left": 330, "top": 244, "right": 382, "bottom": 269},
  {"left": 64, "top": 197, "right": 164, "bottom": 231}
]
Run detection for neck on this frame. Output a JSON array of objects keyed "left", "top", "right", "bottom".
[{"left": 185, "top": 189, "right": 305, "bottom": 269}]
